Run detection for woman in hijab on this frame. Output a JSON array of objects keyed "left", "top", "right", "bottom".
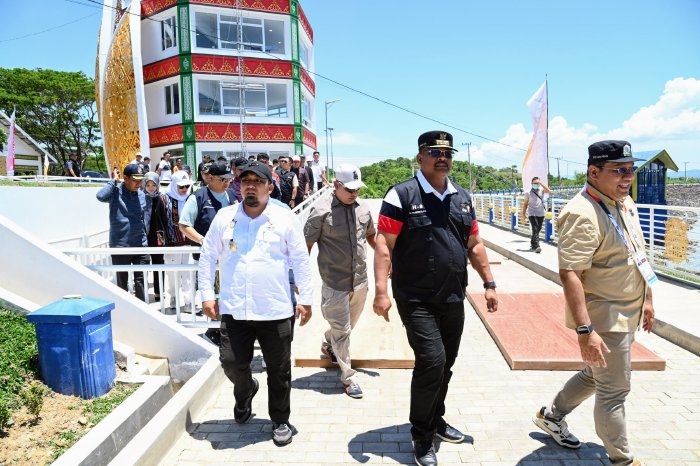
[
  {"left": 143, "top": 172, "right": 173, "bottom": 302},
  {"left": 164, "top": 171, "right": 194, "bottom": 309}
]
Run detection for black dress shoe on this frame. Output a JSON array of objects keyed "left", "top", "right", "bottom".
[
  {"left": 436, "top": 421, "right": 465, "bottom": 443},
  {"left": 234, "top": 378, "right": 259, "bottom": 424},
  {"left": 413, "top": 439, "right": 437, "bottom": 466}
]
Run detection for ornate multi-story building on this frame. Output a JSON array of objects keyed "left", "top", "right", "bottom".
[{"left": 97, "top": 0, "right": 316, "bottom": 175}]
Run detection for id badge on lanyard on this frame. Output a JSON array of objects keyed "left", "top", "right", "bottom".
[{"left": 586, "top": 189, "right": 658, "bottom": 286}]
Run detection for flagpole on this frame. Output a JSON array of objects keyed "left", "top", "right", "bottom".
[{"left": 545, "top": 75, "right": 550, "bottom": 182}]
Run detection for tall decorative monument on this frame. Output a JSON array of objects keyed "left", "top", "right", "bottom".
[{"left": 96, "top": 0, "right": 316, "bottom": 175}]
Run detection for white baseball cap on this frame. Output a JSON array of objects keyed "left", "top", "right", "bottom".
[{"left": 334, "top": 164, "right": 365, "bottom": 190}]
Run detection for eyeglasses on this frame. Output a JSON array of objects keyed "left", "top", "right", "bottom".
[
  {"left": 426, "top": 149, "right": 454, "bottom": 159},
  {"left": 280, "top": 160, "right": 290, "bottom": 164},
  {"left": 177, "top": 185, "right": 189, "bottom": 190},
  {"left": 240, "top": 177, "right": 267, "bottom": 185},
  {"left": 214, "top": 176, "right": 231, "bottom": 182},
  {"left": 598, "top": 166, "right": 638, "bottom": 175}
]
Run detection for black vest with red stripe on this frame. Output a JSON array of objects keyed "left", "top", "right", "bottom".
[{"left": 390, "top": 177, "right": 474, "bottom": 303}]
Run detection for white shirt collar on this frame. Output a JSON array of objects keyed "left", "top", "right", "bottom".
[{"left": 417, "top": 170, "right": 457, "bottom": 201}]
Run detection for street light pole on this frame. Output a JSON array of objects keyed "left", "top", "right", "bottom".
[
  {"left": 511, "top": 165, "right": 517, "bottom": 192},
  {"left": 324, "top": 99, "right": 340, "bottom": 170},
  {"left": 328, "top": 127, "right": 335, "bottom": 173}
]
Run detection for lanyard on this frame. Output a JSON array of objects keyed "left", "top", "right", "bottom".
[{"left": 585, "top": 189, "right": 641, "bottom": 254}]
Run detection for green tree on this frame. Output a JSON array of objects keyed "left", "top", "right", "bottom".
[{"left": 0, "top": 67, "right": 100, "bottom": 175}]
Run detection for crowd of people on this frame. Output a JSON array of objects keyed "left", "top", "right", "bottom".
[{"left": 96, "top": 133, "right": 653, "bottom": 466}]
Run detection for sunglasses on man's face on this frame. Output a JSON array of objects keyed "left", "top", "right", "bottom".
[
  {"left": 425, "top": 149, "right": 454, "bottom": 159},
  {"left": 598, "top": 166, "right": 638, "bottom": 175},
  {"left": 340, "top": 183, "right": 360, "bottom": 194}
]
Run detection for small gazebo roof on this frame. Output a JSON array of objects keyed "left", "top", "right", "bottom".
[{"left": 634, "top": 149, "right": 679, "bottom": 172}]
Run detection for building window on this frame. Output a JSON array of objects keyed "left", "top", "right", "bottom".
[
  {"left": 300, "top": 42, "right": 310, "bottom": 69},
  {"left": 165, "top": 83, "right": 180, "bottom": 115},
  {"left": 301, "top": 94, "right": 311, "bottom": 126},
  {"left": 195, "top": 12, "right": 285, "bottom": 53},
  {"left": 161, "top": 16, "right": 177, "bottom": 50},
  {"left": 197, "top": 79, "right": 287, "bottom": 118}
]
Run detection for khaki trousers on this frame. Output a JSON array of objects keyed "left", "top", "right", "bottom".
[
  {"left": 320, "top": 284, "right": 368, "bottom": 385},
  {"left": 549, "top": 331, "right": 635, "bottom": 466}
]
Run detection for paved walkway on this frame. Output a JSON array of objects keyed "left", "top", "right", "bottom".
[{"left": 161, "top": 204, "right": 700, "bottom": 466}]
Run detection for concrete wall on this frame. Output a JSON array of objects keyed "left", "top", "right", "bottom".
[
  {"left": 0, "top": 185, "right": 110, "bottom": 247},
  {"left": 0, "top": 211, "right": 213, "bottom": 383}
]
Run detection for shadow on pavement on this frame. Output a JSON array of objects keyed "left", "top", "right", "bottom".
[{"left": 519, "top": 431, "right": 609, "bottom": 464}]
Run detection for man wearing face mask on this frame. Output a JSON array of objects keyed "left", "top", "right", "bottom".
[
  {"left": 373, "top": 131, "right": 499, "bottom": 466},
  {"left": 521, "top": 176, "right": 551, "bottom": 253},
  {"left": 533, "top": 140, "right": 654, "bottom": 466}
]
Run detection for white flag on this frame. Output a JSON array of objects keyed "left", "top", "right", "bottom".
[
  {"left": 43, "top": 152, "right": 50, "bottom": 176},
  {"left": 6, "top": 109, "right": 16, "bottom": 177},
  {"left": 522, "top": 81, "right": 548, "bottom": 192}
]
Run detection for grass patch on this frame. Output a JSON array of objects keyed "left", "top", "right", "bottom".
[{"left": 0, "top": 309, "right": 39, "bottom": 410}]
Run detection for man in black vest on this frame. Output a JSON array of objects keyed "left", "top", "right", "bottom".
[
  {"left": 373, "top": 130, "right": 499, "bottom": 466},
  {"left": 275, "top": 155, "right": 299, "bottom": 208},
  {"left": 179, "top": 161, "right": 237, "bottom": 345}
]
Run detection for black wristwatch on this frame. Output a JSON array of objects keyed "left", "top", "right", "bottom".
[
  {"left": 575, "top": 325, "right": 593, "bottom": 335},
  {"left": 483, "top": 281, "right": 497, "bottom": 289}
]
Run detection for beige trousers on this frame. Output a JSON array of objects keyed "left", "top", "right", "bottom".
[
  {"left": 320, "top": 284, "right": 368, "bottom": 385},
  {"left": 549, "top": 331, "right": 635, "bottom": 466}
]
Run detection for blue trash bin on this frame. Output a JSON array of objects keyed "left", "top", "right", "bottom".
[{"left": 27, "top": 295, "right": 116, "bottom": 399}]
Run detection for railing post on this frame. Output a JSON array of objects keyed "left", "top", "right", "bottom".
[
  {"left": 648, "top": 205, "right": 655, "bottom": 264},
  {"left": 488, "top": 204, "right": 494, "bottom": 223},
  {"left": 545, "top": 212, "right": 553, "bottom": 242},
  {"left": 510, "top": 206, "right": 517, "bottom": 231}
]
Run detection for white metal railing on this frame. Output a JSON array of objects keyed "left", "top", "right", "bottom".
[
  {"left": 1, "top": 174, "right": 111, "bottom": 184},
  {"left": 59, "top": 187, "right": 332, "bottom": 327},
  {"left": 472, "top": 192, "right": 700, "bottom": 284}
]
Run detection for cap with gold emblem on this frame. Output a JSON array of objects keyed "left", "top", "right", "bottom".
[
  {"left": 587, "top": 140, "right": 643, "bottom": 165},
  {"left": 418, "top": 130, "right": 458, "bottom": 152}
]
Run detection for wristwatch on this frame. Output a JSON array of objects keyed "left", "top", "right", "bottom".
[
  {"left": 575, "top": 325, "right": 593, "bottom": 335},
  {"left": 483, "top": 281, "right": 497, "bottom": 289}
]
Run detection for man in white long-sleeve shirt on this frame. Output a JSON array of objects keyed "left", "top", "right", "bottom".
[{"left": 198, "top": 161, "right": 313, "bottom": 447}]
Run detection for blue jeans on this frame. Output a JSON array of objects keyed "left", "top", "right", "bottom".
[{"left": 396, "top": 299, "right": 465, "bottom": 441}]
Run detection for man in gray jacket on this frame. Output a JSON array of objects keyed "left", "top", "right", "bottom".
[{"left": 96, "top": 163, "right": 151, "bottom": 300}]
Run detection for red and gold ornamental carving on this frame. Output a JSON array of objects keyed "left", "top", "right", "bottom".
[
  {"left": 143, "top": 56, "right": 181, "bottom": 83},
  {"left": 300, "top": 68, "right": 315, "bottom": 96},
  {"left": 193, "top": 123, "right": 295, "bottom": 142},
  {"left": 302, "top": 127, "right": 317, "bottom": 150},
  {"left": 141, "top": 0, "right": 177, "bottom": 18},
  {"left": 189, "top": 0, "right": 289, "bottom": 14},
  {"left": 149, "top": 125, "right": 184, "bottom": 147},
  {"left": 191, "top": 55, "right": 293, "bottom": 78},
  {"left": 298, "top": 3, "right": 313, "bottom": 43}
]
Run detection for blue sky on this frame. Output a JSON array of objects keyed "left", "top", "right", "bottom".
[{"left": 2, "top": 0, "right": 699, "bottom": 176}]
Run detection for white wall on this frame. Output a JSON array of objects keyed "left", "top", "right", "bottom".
[
  {"left": 0, "top": 212, "right": 214, "bottom": 383},
  {"left": 141, "top": 7, "right": 179, "bottom": 66},
  {"left": 145, "top": 76, "right": 183, "bottom": 130},
  {"left": 0, "top": 185, "right": 109, "bottom": 246}
]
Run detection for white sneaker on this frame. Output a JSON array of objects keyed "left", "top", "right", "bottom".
[{"left": 533, "top": 407, "right": 581, "bottom": 449}]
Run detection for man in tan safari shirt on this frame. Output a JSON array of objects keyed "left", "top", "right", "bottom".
[
  {"left": 533, "top": 140, "right": 655, "bottom": 466},
  {"left": 304, "top": 163, "right": 376, "bottom": 399}
]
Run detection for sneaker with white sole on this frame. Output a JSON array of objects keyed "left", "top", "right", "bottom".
[
  {"left": 272, "top": 422, "right": 293, "bottom": 446},
  {"left": 533, "top": 406, "right": 581, "bottom": 449},
  {"left": 344, "top": 381, "right": 363, "bottom": 399}
]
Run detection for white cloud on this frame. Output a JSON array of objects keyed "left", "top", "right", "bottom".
[{"left": 476, "top": 77, "right": 700, "bottom": 174}]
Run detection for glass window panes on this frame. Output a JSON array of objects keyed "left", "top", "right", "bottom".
[
  {"left": 198, "top": 80, "right": 221, "bottom": 115},
  {"left": 299, "top": 42, "right": 309, "bottom": 68},
  {"left": 222, "top": 88, "right": 241, "bottom": 115},
  {"left": 195, "top": 12, "right": 217, "bottom": 49},
  {"left": 264, "top": 20, "right": 285, "bottom": 53},
  {"left": 267, "top": 84, "right": 287, "bottom": 117},
  {"left": 161, "top": 16, "right": 177, "bottom": 50},
  {"left": 165, "top": 83, "right": 180, "bottom": 115}
]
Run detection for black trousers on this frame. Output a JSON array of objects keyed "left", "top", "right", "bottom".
[
  {"left": 528, "top": 215, "right": 545, "bottom": 248},
  {"left": 219, "top": 314, "right": 294, "bottom": 424},
  {"left": 112, "top": 253, "right": 149, "bottom": 301},
  {"left": 396, "top": 299, "right": 465, "bottom": 441}
]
